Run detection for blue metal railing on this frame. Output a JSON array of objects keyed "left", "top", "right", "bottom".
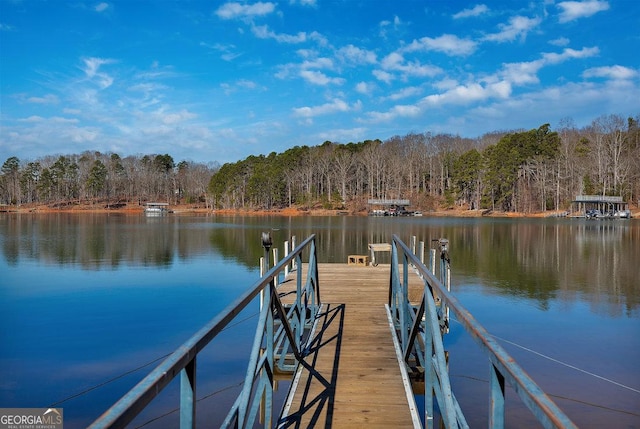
[
  {"left": 89, "top": 234, "right": 320, "bottom": 429},
  {"left": 388, "top": 235, "right": 577, "bottom": 429}
]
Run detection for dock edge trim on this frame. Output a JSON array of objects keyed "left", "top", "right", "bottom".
[{"left": 385, "top": 303, "right": 423, "bottom": 429}]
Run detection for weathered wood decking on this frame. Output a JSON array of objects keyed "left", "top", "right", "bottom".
[{"left": 279, "top": 263, "right": 422, "bottom": 428}]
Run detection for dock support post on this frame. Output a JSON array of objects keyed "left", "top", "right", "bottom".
[
  {"left": 424, "top": 287, "right": 434, "bottom": 429},
  {"left": 489, "top": 363, "right": 506, "bottom": 429},
  {"left": 284, "top": 240, "right": 289, "bottom": 277},
  {"left": 429, "top": 249, "right": 436, "bottom": 274},
  {"left": 291, "top": 236, "right": 297, "bottom": 269},
  {"left": 273, "top": 248, "right": 279, "bottom": 287},
  {"left": 180, "top": 358, "right": 196, "bottom": 429}
]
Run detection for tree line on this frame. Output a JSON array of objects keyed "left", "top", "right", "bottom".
[
  {"left": 2, "top": 113, "right": 638, "bottom": 213},
  {"left": 208, "top": 114, "right": 639, "bottom": 213},
  {"left": 0, "top": 151, "right": 217, "bottom": 207}
]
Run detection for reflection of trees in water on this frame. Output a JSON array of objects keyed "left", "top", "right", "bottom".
[
  {"left": 1, "top": 214, "right": 214, "bottom": 269},
  {"left": 207, "top": 215, "right": 376, "bottom": 267},
  {"left": 1, "top": 215, "right": 637, "bottom": 313},
  {"left": 450, "top": 220, "right": 639, "bottom": 315}
]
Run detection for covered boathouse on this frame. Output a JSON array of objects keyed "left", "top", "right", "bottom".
[
  {"left": 571, "top": 195, "right": 630, "bottom": 217},
  {"left": 368, "top": 198, "right": 411, "bottom": 216}
]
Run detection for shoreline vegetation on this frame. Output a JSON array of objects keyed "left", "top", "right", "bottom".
[
  {"left": 2, "top": 201, "right": 638, "bottom": 219},
  {"left": 3, "top": 118, "right": 639, "bottom": 219}
]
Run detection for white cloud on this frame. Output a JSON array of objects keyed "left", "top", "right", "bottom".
[
  {"left": 128, "top": 82, "right": 167, "bottom": 93},
  {"left": 366, "top": 104, "right": 421, "bottom": 123},
  {"left": 557, "top": 0, "right": 609, "bottom": 23},
  {"left": 215, "top": 2, "right": 276, "bottom": 20},
  {"left": 19, "top": 115, "right": 46, "bottom": 123},
  {"left": 252, "top": 24, "right": 306, "bottom": 43},
  {"left": 422, "top": 80, "right": 512, "bottom": 106},
  {"left": 152, "top": 108, "right": 197, "bottom": 125},
  {"left": 221, "top": 79, "right": 260, "bottom": 95},
  {"left": 583, "top": 65, "right": 638, "bottom": 80},
  {"left": 95, "top": 2, "right": 109, "bottom": 12},
  {"left": 433, "top": 78, "right": 459, "bottom": 91},
  {"left": 251, "top": 24, "right": 327, "bottom": 45},
  {"left": 379, "top": 52, "right": 441, "bottom": 78},
  {"left": 12, "top": 116, "right": 98, "bottom": 147},
  {"left": 453, "top": 4, "right": 489, "bottom": 19},
  {"left": 483, "top": 15, "right": 542, "bottom": 43},
  {"left": 355, "top": 81, "right": 374, "bottom": 95},
  {"left": 26, "top": 94, "right": 59, "bottom": 104},
  {"left": 463, "top": 78, "right": 639, "bottom": 136},
  {"left": 201, "top": 42, "right": 242, "bottom": 61},
  {"left": 501, "top": 61, "right": 543, "bottom": 85},
  {"left": 293, "top": 98, "right": 353, "bottom": 117},
  {"left": 386, "top": 86, "right": 422, "bottom": 101},
  {"left": 499, "top": 47, "right": 599, "bottom": 85},
  {"left": 372, "top": 70, "right": 394, "bottom": 84},
  {"left": 381, "top": 52, "right": 403, "bottom": 70},
  {"left": 81, "top": 57, "right": 116, "bottom": 89},
  {"left": 403, "top": 34, "right": 477, "bottom": 56},
  {"left": 290, "top": 0, "right": 317, "bottom": 5},
  {"left": 379, "top": 15, "right": 403, "bottom": 38},
  {"left": 336, "top": 45, "right": 377, "bottom": 66},
  {"left": 301, "top": 57, "right": 334, "bottom": 70},
  {"left": 82, "top": 57, "right": 110, "bottom": 78},
  {"left": 18, "top": 115, "right": 78, "bottom": 124},
  {"left": 299, "top": 70, "right": 344, "bottom": 86},
  {"left": 51, "top": 117, "right": 80, "bottom": 124},
  {"left": 542, "top": 46, "right": 599, "bottom": 64},
  {"left": 315, "top": 127, "right": 367, "bottom": 143},
  {"left": 549, "top": 37, "right": 570, "bottom": 47}
]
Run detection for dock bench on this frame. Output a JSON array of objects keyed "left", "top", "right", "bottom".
[
  {"left": 347, "top": 254, "right": 369, "bottom": 266},
  {"left": 368, "top": 243, "right": 392, "bottom": 266}
]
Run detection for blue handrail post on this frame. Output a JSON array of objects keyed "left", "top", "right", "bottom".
[
  {"left": 262, "top": 279, "right": 275, "bottom": 427},
  {"left": 89, "top": 234, "right": 320, "bottom": 429},
  {"left": 389, "top": 234, "right": 576, "bottom": 429},
  {"left": 308, "top": 238, "right": 320, "bottom": 307},
  {"left": 489, "top": 363, "right": 506, "bottom": 429},
  {"left": 423, "top": 282, "right": 434, "bottom": 429},
  {"left": 180, "top": 358, "right": 196, "bottom": 429},
  {"left": 401, "top": 251, "right": 409, "bottom": 349},
  {"left": 295, "top": 252, "right": 303, "bottom": 352},
  {"left": 389, "top": 241, "right": 405, "bottom": 332}
]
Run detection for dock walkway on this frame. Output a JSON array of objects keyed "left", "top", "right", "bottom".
[{"left": 279, "top": 263, "right": 422, "bottom": 428}]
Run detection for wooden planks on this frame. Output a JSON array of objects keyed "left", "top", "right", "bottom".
[{"left": 279, "top": 263, "right": 420, "bottom": 428}]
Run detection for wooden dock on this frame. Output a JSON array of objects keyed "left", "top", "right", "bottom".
[{"left": 279, "top": 263, "right": 422, "bottom": 428}]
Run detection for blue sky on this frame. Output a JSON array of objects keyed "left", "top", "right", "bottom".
[{"left": 1, "top": 1, "right": 639, "bottom": 164}]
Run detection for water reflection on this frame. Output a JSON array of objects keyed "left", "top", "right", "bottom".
[
  {"left": 1, "top": 213, "right": 638, "bottom": 427},
  {"left": 1, "top": 214, "right": 638, "bottom": 314}
]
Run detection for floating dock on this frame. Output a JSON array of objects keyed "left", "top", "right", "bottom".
[
  {"left": 279, "top": 263, "right": 422, "bottom": 428},
  {"left": 88, "top": 234, "right": 577, "bottom": 429}
]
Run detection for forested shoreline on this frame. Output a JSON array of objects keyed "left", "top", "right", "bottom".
[
  {"left": 208, "top": 114, "right": 639, "bottom": 213},
  {"left": 2, "top": 113, "right": 639, "bottom": 214},
  {"left": 0, "top": 152, "right": 217, "bottom": 208}
]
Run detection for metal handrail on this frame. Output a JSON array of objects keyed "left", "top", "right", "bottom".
[
  {"left": 89, "top": 234, "right": 320, "bottom": 429},
  {"left": 389, "top": 235, "right": 577, "bottom": 429}
]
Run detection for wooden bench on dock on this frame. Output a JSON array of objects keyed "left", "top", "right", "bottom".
[
  {"left": 347, "top": 254, "right": 369, "bottom": 266},
  {"left": 368, "top": 243, "right": 392, "bottom": 266}
]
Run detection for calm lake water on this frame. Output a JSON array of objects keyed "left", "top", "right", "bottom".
[{"left": 1, "top": 213, "right": 639, "bottom": 428}]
